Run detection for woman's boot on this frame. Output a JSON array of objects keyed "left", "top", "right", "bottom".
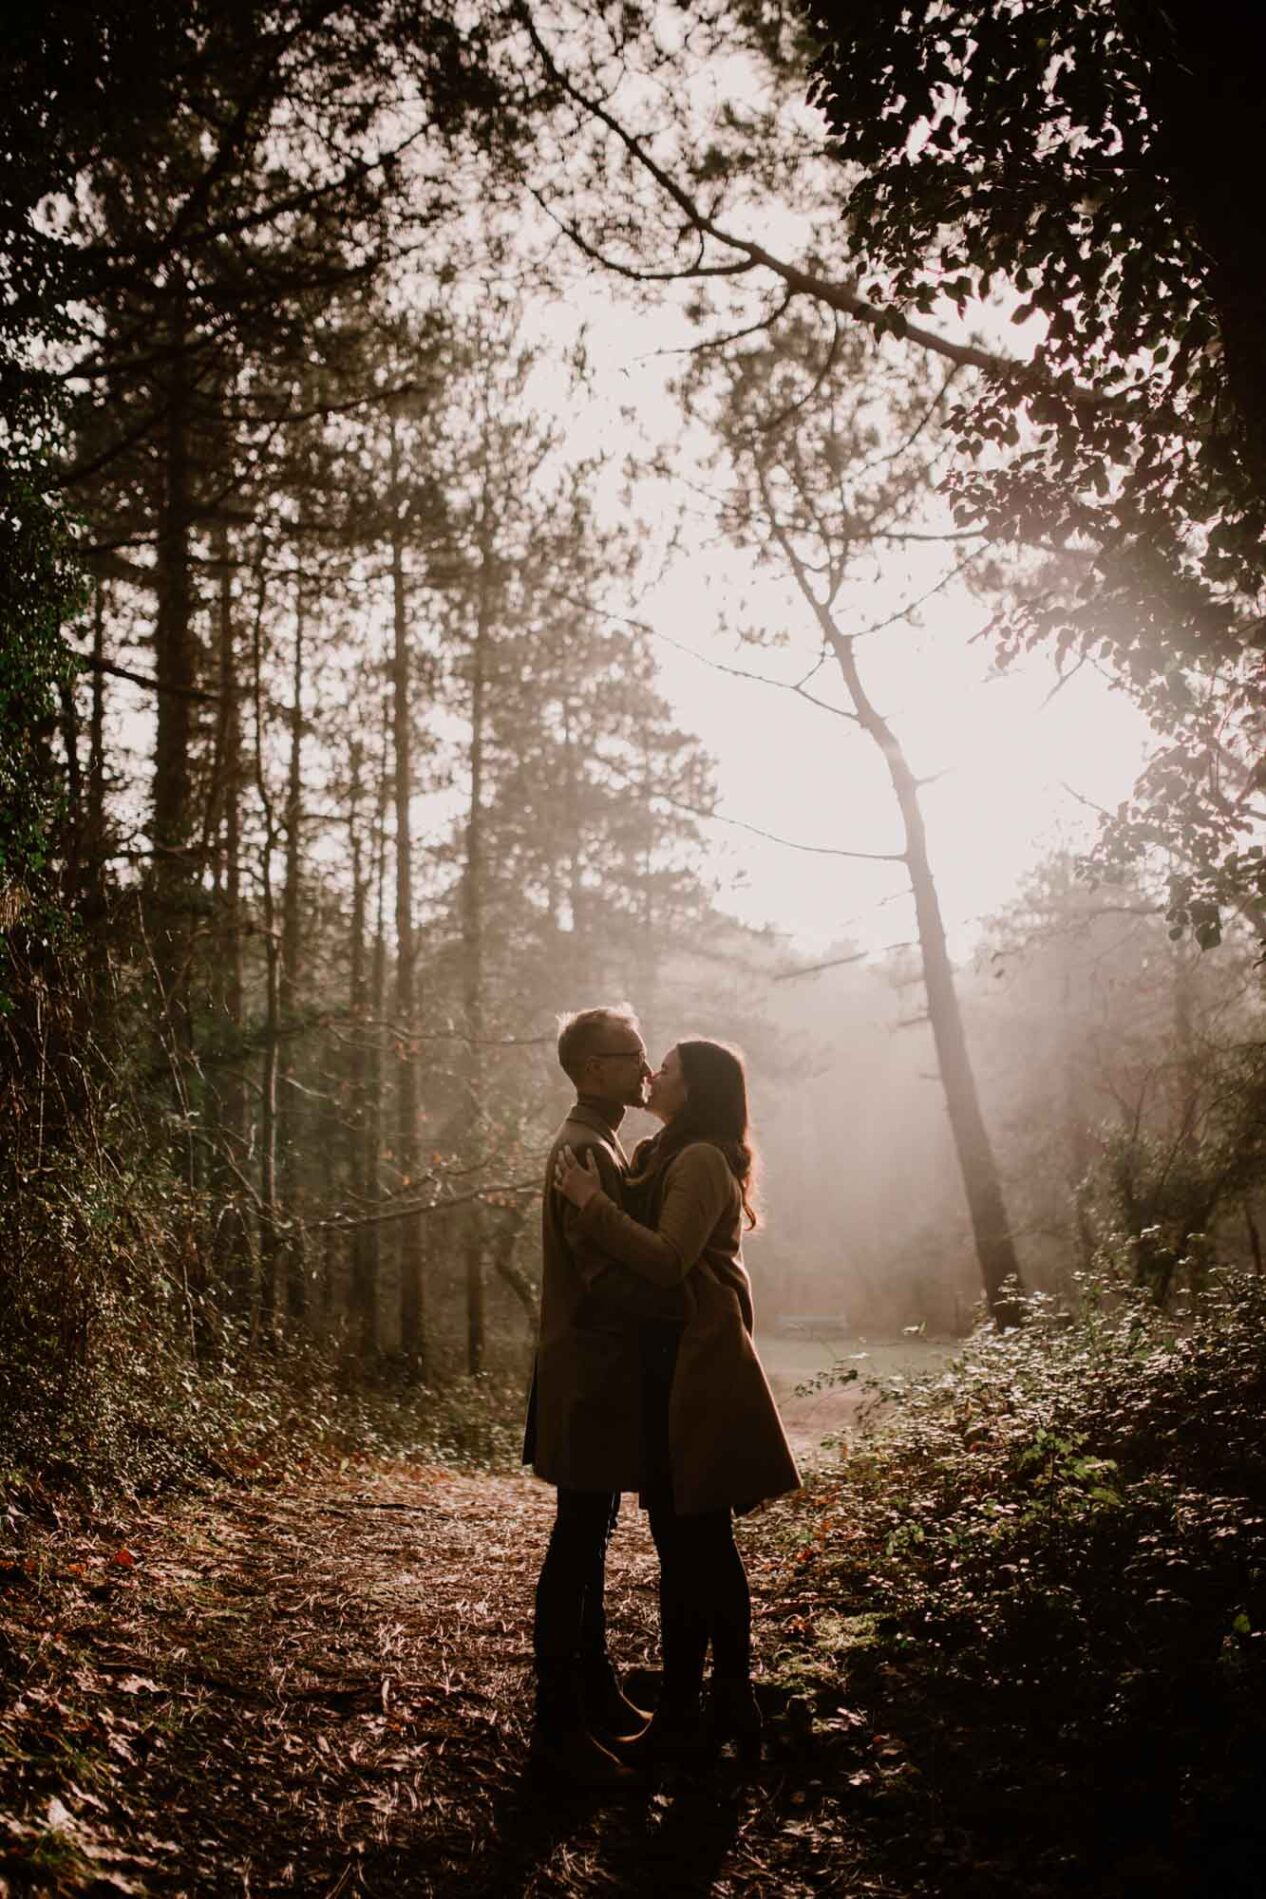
[{"left": 706, "top": 1675, "right": 763, "bottom": 1766}]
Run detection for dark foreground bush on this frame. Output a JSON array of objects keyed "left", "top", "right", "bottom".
[{"left": 782, "top": 1273, "right": 1266, "bottom": 1894}]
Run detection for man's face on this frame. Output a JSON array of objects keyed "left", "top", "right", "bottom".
[{"left": 584, "top": 1028, "right": 653, "bottom": 1108}]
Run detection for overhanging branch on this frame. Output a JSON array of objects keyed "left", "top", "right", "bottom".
[{"left": 519, "top": 3, "right": 1110, "bottom": 411}]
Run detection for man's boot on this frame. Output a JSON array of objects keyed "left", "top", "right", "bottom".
[
  {"left": 617, "top": 1685, "right": 710, "bottom": 1767},
  {"left": 530, "top": 1659, "right": 642, "bottom": 1791},
  {"left": 580, "top": 1653, "right": 651, "bottom": 1746}
]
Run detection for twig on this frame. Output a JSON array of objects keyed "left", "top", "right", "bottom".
[
  {"left": 76, "top": 655, "right": 220, "bottom": 704},
  {"left": 603, "top": 761, "right": 906, "bottom": 862},
  {"left": 1058, "top": 779, "right": 1112, "bottom": 819},
  {"left": 773, "top": 951, "right": 868, "bottom": 981},
  {"left": 305, "top": 1179, "right": 541, "bottom": 1234},
  {"left": 518, "top": 6, "right": 1113, "bottom": 409},
  {"left": 1038, "top": 655, "right": 1090, "bottom": 710}
]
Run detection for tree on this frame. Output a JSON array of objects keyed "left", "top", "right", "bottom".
[
  {"left": 30, "top": 0, "right": 508, "bottom": 1065},
  {"left": 980, "top": 852, "right": 1266, "bottom": 1308},
  {"left": 801, "top": 0, "right": 1266, "bottom": 927},
  {"left": 410, "top": 305, "right": 724, "bottom": 1373},
  {"left": 685, "top": 310, "right": 1024, "bottom": 1321},
  {"left": 385, "top": 393, "right": 435, "bottom": 1377}
]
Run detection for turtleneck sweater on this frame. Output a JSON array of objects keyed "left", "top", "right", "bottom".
[{"left": 575, "top": 1092, "right": 627, "bottom": 1138}]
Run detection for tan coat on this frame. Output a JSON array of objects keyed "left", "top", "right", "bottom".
[
  {"left": 576, "top": 1141, "right": 802, "bottom": 1517},
  {"left": 522, "top": 1100, "right": 687, "bottom": 1493}
]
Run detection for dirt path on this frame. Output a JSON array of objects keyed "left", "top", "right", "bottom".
[{"left": 1, "top": 1465, "right": 883, "bottom": 1898}]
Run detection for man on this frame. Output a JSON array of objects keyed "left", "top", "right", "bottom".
[{"left": 523, "top": 1004, "right": 687, "bottom": 1785}]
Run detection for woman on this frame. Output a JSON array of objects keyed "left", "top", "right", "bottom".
[{"left": 554, "top": 1037, "right": 800, "bottom": 1762}]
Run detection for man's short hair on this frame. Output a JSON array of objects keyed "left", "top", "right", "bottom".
[{"left": 557, "top": 1004, "right": 640, "bottom": 1085}]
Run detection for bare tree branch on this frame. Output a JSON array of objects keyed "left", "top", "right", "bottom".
[
  {"left": 601, "top": 758, "right": 905, "bottom": 862},
  {"left": 773, "top": 950, "right": 868, "bottom": 981},
  {"left": 307, "top": 1178, "right": 541, "bottom": 1234},
  {"left": 76, "top": 655, "right": 220, "bottom": 705},
  {"left": 518, "top": 5, "right": 1109, "bottom": 408}
]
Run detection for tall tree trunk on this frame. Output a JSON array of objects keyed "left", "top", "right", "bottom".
[
  {"left": 491, "top": 1206, "right": 536, "bottom": 1366},
  {"left": 86, "top": 578, "right": 106, "bottom": 876},
  {"left": 361, "top": 699, "right": 390, "bottom": 1357},
  {"left": 205, "top": 523, "right": 252, "bottom": 1317},
  {"left": 258, "top": 898, "right": 282, "bottom": 1343},
  {"left": 635, "top": 723, "right": 659, "bottom": 1025},
  {"left": 57, "top": 673, "right": 81, "bottom": 893},
  {"left": 388, "top": 417, "right": 426, "bottom": 1376},
  {"left": 820, "top": 603, "right": 1024, "bottom": 1324},
  {"left": 562, "top": 698, "right": 590, "bottom": 978},
  {"left": 1056, "top": 912, "right": 1096, "bottom": 1275},
  {"left": 1166, "top": 934, "right": 1206, "bottom": 1309},
  {"left": 83, "top": 579, "right": 109, "bottom": 989},
  {"left": 762, "top": 461, "right": 1023, "bottom": 1322},
  {"left": 279, "top": 576, "right": 307, "bottom": 1325},
  {"left": 1170, "top": 934, "right": 1200, "bottom": 1146},
  {"left": 250, "top": 559, "right": 281, "bottom": 1341},
  {"left": 151, "top": 283, "right": 195, "bottom": 1058},
  {"left": 348, "top": 734, "right": 378, "bottom": 1360},
  {"left": 220, "top": 535, "right": 252, "bottom": 1316},
  {"left": 348, "top": 792, "right": 370, "bottom": 1340},
  {"left": 563, "top": 698, "right": 578, "bottom": 931},
  {"left": 460, "top": 506, "right": 491, "bottom": 1376}
]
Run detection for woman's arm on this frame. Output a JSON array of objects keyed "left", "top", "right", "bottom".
[{"left": 565, "top": 1143, "right": 736, "bottom": 1287}]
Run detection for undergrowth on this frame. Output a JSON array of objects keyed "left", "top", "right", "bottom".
[
  {"left": 776, "top": 1268, "right": 1266, "bottom": 1892},
  {"left": 0, "top": 1144, "right": 527, "bottom": 1510}
]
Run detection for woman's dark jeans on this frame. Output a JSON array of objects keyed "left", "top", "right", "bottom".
[{"left": 642, "top": 1321, "right": 752, "bottom": 1704}]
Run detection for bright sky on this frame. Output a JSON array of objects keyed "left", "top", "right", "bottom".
[
  {"left": 647, "top": 572, "right": 1153, "bottom": 961},
  {"left": 543, "top": 283, "right": 1156, "bottom": 963}
]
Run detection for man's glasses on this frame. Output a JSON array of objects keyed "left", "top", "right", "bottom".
[{"left": 590, "top": 1049, "right": 648, "bottom": 1063}]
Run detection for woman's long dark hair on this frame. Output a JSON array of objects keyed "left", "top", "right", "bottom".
[{"left": 629, "top": 1038, "right": 759, "bottom": 1230}]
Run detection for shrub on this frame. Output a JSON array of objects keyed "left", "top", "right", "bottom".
[{"left": 784, "top": 1270, "right": 1266, "bottom": 1887}]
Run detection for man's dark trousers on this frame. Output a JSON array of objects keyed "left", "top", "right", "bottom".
[{"left": 533, "top": 1488, "right": 621, "bottom": 1730}]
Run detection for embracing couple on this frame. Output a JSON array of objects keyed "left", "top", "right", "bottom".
[{"left": 522, "top": 1004, "right": 801, "bottom": 1788}]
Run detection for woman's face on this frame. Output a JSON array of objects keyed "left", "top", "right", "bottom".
[{"left": 646, "top": 1045, "right": 689, "bottom": 1123}]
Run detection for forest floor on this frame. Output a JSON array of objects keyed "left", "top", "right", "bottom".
[
  {"left": 0, "top": 1460, "right": 897, "bottom": 1899},
  {"left": 0, "top": 1337, "right": 1219, "bottom": 1897},
  {"left": 0, "top": 1338, "right": 949, "bottom": 1899}
]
